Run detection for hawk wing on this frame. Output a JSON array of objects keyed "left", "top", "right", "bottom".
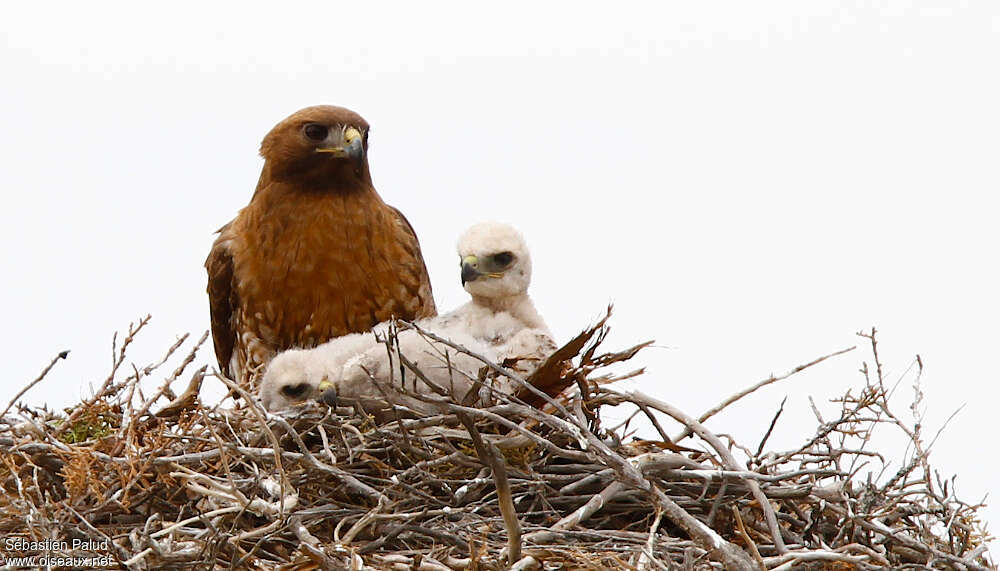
[
  {"left": 205, "top": 221, "right": 240, "bottom": 380},
  {"left": 389, "top": 205, "right": 437, "bottom": 319}
]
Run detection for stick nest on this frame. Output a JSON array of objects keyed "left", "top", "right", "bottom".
[{"left": 0, "top": 310, "right": 994, "bottom": 570}]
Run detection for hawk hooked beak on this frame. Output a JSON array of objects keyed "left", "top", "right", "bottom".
[
  {"left": 320, "top": 385, "right": 337, "bottom": 407},
  {"left": 461, "top": 255, "right": 481, "bottom": 286},
  {"left": 318, "top": 377, "right": 336, "bottom": 406},
  {"left": 315, "top": 126, "right": 365, "bottom": 171},
  {"left": 461, "top": 255, "right": 505, "bottom": 286}
]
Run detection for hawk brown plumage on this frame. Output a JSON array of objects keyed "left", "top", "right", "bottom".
[{"left": 206, "top": 105, "right": 436, "bottom": 387}]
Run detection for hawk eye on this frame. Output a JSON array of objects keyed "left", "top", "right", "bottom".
[
  {"left": 303, "top": 123, "right": 329, "bottom": 142},
  {"left": 280, "top": 382, "right": 310, "bottom": 399},
  {"left": 493, "top": 252, "right": 514, "bottom": 266}
]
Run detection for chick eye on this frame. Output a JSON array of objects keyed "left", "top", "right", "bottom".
[
  {"left": 492, "top": 251, "right": 514, "bottom": 266},
  {"left": 303, "top": 123, "right": 329, "bottom": 142},
  {"left": 281, "top": 382, "right": 310, "bottom": 399}
]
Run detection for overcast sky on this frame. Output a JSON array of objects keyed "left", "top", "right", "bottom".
[{"left": 2, "top": 2, "right": 997, "bottom": 543}]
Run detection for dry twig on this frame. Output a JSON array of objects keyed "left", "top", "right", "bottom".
[{"left": 0, "top": 314, "right": 992, "bottom": 570}]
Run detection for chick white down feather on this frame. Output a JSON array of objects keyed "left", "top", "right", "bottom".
[{"left": 259, "top": 222, "right": 556, "bottom": 413}]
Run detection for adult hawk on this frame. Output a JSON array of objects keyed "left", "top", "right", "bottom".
[{"left": 206, "top": 105, "right": 436, "bottom": 387}]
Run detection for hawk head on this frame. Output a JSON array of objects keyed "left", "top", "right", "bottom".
[{"left": 259, "top": 105, "right": 371, "bottom": 189}]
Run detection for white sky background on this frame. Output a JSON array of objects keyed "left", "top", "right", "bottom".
[{"left": 2, "top": 1, "right": 997, "bottom": 545}]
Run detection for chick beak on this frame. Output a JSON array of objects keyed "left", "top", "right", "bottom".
[
  {"left": 320, "top": 386, "right": 337, "bottom": 407},
  {"left": 461, "top": 255, "right": 482, "bottom": 286}
]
